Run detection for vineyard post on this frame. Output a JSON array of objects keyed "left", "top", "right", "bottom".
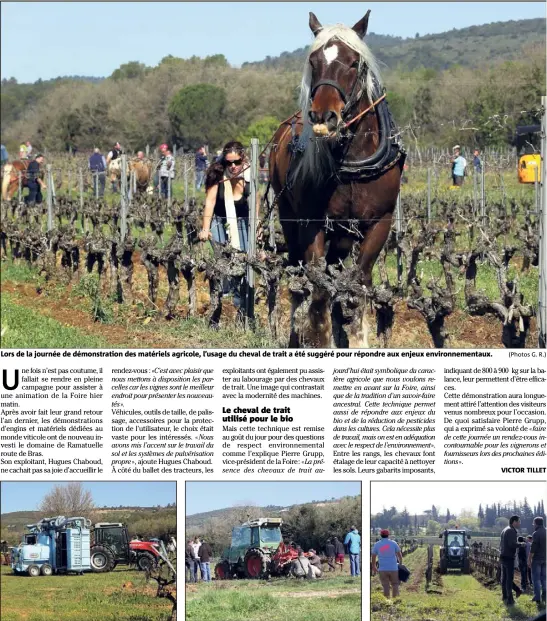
[
  {"left": 245, "top": 137, "right": 259, "bottom": 329},
  {"left": 534, "top": 164, "right": 539, "bottom": 216},
  {"left": 68, "top": 168, "right": 72, "bottom": 198},
  {"left": 146, "top": 144, "right": 150, "bottom": 158},
  {"left": 18, "top": 170, "right": 22, "bottom": 206},
  {"left": 268, "top": 185, "right": 276, "bottom": 251},
  {"left": 395, "top": 192, "right": 403, "bottom": 285},
  {"left": 538, "top": 95, "right": 546, "bottom": 347},
  {"left": 120, "top": 154, "right": 128, "bottom": 241},
  {"left": 167, "top": 165, "right": 172, "bottom": 215},
  {"left": 184, "top": 160, "right": 189, "bottom": 208},
  {"left": 79, "top": 168, "right": 85, "bottom": 232},
  {"left": 46, "top": 165, "right": 53, "bottom": 232},
  {"left": 427, "top": 167, "right": 431, "bottom": 223},
  {"left": 481, "top": 156, "right": 486, "bottom": 226},
  {"left": 191, "top": 157, "right": 196, "bottom": 199}
]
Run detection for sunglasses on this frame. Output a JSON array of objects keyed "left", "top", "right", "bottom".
[{"left": 225, "top": 159, "right": 243, "bottom": 167}]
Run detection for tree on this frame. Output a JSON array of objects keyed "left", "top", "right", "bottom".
[
  {"left": 237, "top": 116, "right": 280, "bottom": 148},
  {"left": 38, "top": 482, "right": 95, "bottom": 517},
  {"left": 110, "top": 61, "right": 148, "bottom": 81},
  {"left": 426, "top": 519, "right": 442, "bottom": 535},
  {"left": 168, "top": 83, "right": 228, "bottom": 150}
]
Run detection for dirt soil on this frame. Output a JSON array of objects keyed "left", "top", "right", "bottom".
[{"left": 2, "top": 257, "right": 538, "bottom": 349}]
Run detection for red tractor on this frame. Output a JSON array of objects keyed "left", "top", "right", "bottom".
[{"left": 90, "top": 523, "right": 161, "bottom": 573}]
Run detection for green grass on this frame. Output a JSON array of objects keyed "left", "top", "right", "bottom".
[
  {"left": 186, "top": 575, "right": 361, "bottom": 621},
  {"left": 0, "top": 565, "right": 173, "bottom": 621},
  {"left": 1, "top": 292, "right": 111, "bottom": 348}
]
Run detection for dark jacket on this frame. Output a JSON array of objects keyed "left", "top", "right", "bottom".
[
  {"left": 195, "top": 152, "right": 208, "bottom": 171},
  {"left": 198, "top": 542, "right": 213, "bottom": 563},
  {"left": 89, "top": 152, "right": 106, "bottom": 173},
  {"left": 500, "top": 525, "right": 519, "bottom": 560},
  {"left": 517, "top": 544, "right": 527, "bottom": 566},
  {"left": 185, "top": 543, "right": 196, "bottom": 563},
  {"left": 27, "top": 160, "right": 42, "bottom": 183},
  {"left": 309, "top": 553, "right": 322, "bottom": 568},
  {"left": 325, "top": 543, "right": 335, "bottom": 557},
  {"left": 531, "top": 525, "right": 546, "bottom": 562},
  {"left": 334, "top": 539, "right": 345, "bottom": 556}
]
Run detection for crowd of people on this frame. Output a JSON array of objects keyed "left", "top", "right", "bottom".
[
  {"left": 500, "top": 515, "right": 546, "bottom": 606},
  {"left": 185, "top": 525, "right": 361, "bottom": 583}
]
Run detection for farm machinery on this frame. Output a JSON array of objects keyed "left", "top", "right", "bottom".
[
  {"left": 10, "top": 516, "right": 163, "bottom": 576},
  {"left": 214, "top": 517, "right": 303, "bottom": 579},
  {"left": 439, "top": 529, "right": 471, "bottom": 574}
]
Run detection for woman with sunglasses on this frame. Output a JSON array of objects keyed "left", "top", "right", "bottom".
[{"left": 199, "top": 141, "right": 258, "bottom": 315}]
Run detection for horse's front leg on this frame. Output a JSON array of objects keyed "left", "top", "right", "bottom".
[
  {"left": 296, "top": 228, "right": 333, "bottom": 348},
  {"left": 351, "top": 213, "right": 393, "bottom": 348}
]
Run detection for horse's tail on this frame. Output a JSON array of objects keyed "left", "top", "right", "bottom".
[{"left": 1, "top": 164, "right": 13, "bottom": 200}]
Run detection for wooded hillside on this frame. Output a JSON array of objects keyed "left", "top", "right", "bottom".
[{"left": 1, "top": 19, "right": 544, "bottom": 153}]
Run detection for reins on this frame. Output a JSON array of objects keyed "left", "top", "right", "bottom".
[{"left": 343, "top": 93, "right": 386, "bottom": 129}]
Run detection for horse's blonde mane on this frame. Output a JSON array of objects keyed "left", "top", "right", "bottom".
[{"left": 300, "top": 23, "right": 382, "bottom": 119}]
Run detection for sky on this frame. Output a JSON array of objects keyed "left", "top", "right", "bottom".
[
  {"left": 1, "top": 2, "right": 545, "bottom": 83},
  {"left": 1, "top": 481, "right": 176, "bottom": 514},
  {"left": 371, "top": 481, "right": 547, "bottom": 516},
  {"left": 185, "top": 481, "right": 361, "bottom": 515}
]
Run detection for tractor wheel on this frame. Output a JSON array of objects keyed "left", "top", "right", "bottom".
[
  {"left": 27, "top": 565, "right": 40, "bottom": 577},
  {"left": 137, "top": 551, "right": 157, "bottom": 572},
  {"left": 90, "top": 545, "right": 115, "bottom": 573},
  {"left": 439, "top": 558, "right": 447, "bottom": 574},
  {"left": 215, "top": 561, "right": 231, "bottom": 580},
  {"left": 463, "top": 558, "right": 470, "bottom": 574},
  {"left": 244, "top": 550, "right": 269, "bottom": 579},
  {"left": 40, "top": 564, "right": 53, "bottom": 576}
]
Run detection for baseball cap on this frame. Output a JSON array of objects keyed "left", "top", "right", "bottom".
[{"left": 380, "top": 529, "right": 390, "bottom": 537}]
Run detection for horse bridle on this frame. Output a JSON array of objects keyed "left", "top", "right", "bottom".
[{"left": 310, "top": 62, "right": 368, "bottom": 124}]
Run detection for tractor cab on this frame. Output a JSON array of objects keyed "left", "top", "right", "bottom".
[
  {"left": 216, "top": 517, "right": 284, "bottom": 580},
  {"left": 91, "top": 523, "right": 161, "bottom": 572},
  {"left": 93, "top": 523, "right": 131, "bottom": 561},
  {"left": 439, "top": 529, "right": 471, "bottom": 574},
  {"left": 516, "top": 125, "right": 542, "bottom": 183}
]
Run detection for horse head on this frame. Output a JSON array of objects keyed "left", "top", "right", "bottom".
[{"left": 304, "top": 11, "right": 377, "bottom": 138}]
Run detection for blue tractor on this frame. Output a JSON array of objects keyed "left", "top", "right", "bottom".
[{"left": 10, "top": 516, "right": 92, "bottom": 576}]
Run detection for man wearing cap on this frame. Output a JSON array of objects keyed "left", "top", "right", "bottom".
[
  {"left": 451, "top": 145, "right": 467, "bottom": 187},
  {"left": 371, "top": 529, "right": 403, "bottom": 598},
  {"left": 344, "top": 525, "right": 361, "bottom": 577},
  {"left": 25, "top": 153, "right": 46, "bottom": 206}
]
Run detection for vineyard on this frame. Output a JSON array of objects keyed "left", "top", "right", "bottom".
[
  {"left": 371, "top": 543, "right": 541, "bottom": 621},
  {"left": 0, "top": 148, "right": 542, "bottom": 349}
]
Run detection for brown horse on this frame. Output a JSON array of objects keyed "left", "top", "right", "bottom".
[
  {"left": 129, "top": 159, "right": 153, "bottom": 193},
  {"left": 2, "top": 160, "right": 30, "bottom": 200},
  {"left": 110, "top": 158, "right": 152, "bottom": 194},
  {"left": 269, "top": 11, "right": 405, "bottom": 347}
]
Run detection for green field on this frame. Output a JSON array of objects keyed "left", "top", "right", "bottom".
[
  {"left": 186, "top": 573, "right": 361, "bottom": 621},
  {"left": 370, "top": 547, "right": 543, "bottom": 621},
  {"left": 0, "top": 565, "right": 174, "bottom": 621}
]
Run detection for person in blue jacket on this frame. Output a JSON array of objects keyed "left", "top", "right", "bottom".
[{"left": 344, "top": 525, "right": 361, "bottom": 577}]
